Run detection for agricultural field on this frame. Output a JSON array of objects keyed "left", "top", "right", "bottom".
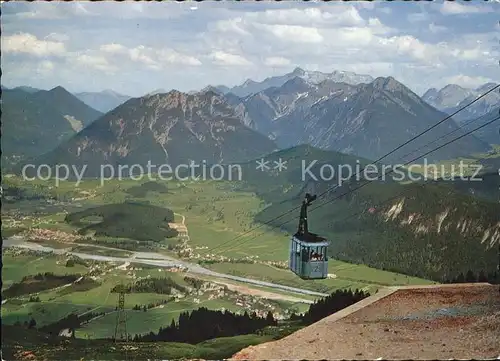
[
  {"left": 2, "top": 172, "right": 445, "bottom": 350},
  {"left": 204, "top": 261, "right": 435, "bottom": 295},
  {"left": 2, "top": 323, "right": 283, "bottom": 360},
  {"left": 1, "top": 248, "right": 304, "bottom": 340},
  {"left": 2, "top": 250, "right": 88, "bottom": 289},
  {"left": 2, "top": 175, "right": 436, "bottom": 294}
]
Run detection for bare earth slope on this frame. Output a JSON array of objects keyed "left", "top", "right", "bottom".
[{"left": 231, "top": 283, "right": 500, "bottom": 360}]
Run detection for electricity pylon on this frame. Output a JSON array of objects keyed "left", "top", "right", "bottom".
[{"left": 113, "top": 285, "right": 128, "bottom": 343}]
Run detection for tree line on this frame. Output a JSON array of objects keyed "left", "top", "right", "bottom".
[
  {"left": 444, "top": 269, "right": 499, "bottom": 284},
  {"left": 3, "top": 272, "right": 80, "bottom": 298},
  {"left": 131, "top": 307, "right": 277, "bottom": 344},
  {"left": 110, "top": 277, "right": 187, "bottom": 294},
  {"left": 131, "top": 298, "right": 171, "bottom": 311},
  {"left": 12, "top": 311, "right": 105, "bottom": 336},
  {"left": 294, "top": 288, "right": 370, "bottom": 325},
  {"left": 18, "top": 288, "right": 371, "bottom": 345}
]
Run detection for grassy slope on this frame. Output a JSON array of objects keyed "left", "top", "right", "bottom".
[
  {"left": 2, "top": 174, "right": 435, "bottom": 294},
  {"left": 255, "top": 176, "right": 499, "bottom": 281},
  {"left": 4, "top": 144, "right": 497, "bottom": 358},
  {"left": 2, "top": 324, "right": 277, "bottom": 360},
  {"left": 1, "top": 250, "right": 298, "bottom": 340}
]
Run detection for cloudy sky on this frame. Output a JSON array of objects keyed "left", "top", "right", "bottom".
[{"left": 2, "top": 0, "right": 499, "bottom": 97}]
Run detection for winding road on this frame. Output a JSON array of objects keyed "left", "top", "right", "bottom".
[{"left": 3, "top": 236, "right": 328, "bottom": 298}]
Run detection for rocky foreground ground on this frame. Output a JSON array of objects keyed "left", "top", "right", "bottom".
[{"left": 231, "top": 283, "right": 500, "bottom": 360}]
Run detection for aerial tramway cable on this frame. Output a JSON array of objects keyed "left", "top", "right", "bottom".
[
  {"left": 205, "top": 85, "right": 499, "bottom": 255},
  {"left": 213, "top": 114, "right": 500, "bottom": 256},
  {"left": 284, "top": 114, "right": 500, "bottom": 304}
]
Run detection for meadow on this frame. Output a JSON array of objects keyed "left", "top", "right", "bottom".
[
  {"left": 1, "top": 248, "right": 301, "bottom": 340},
  {"left": 3, "top": 171, "right": 442, "bottom": 343},
  {"left": 3, "top": 323, "right": 286, "bottom": 360},
  {"left": 2, "top": 175, "right": 438, "bottom": 288},
  {"left": 205, "top": 261, "right": 434, "bottom": 295}
]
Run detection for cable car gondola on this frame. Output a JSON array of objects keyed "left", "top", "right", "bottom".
[{"left": 289, "top": 193, "right": 329, "bottom": 280}]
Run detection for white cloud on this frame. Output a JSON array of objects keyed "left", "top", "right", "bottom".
[
  {"left": 440, "top": 2, "right": 492, "bottom": 15},
  {"left": 260, "top": 24, "right": 324, "bottom": 43},
  {"left": 263, "top": 56, "right": 291, "bottom": 67},
  {"left": 202, "top": 4, "right": 496, "bottom": 75},
  {"left": 213, "top": 17, "right": 251, "bottom": 35},
  {"left": 12, "top": 6, "right": 65, "bottom": 19},
  {"left": 407, "top": 13, "right": 427, "bottom": 23},
  {"left": 2, "top": 2, "right": 498, "bottom": 95},
  {"left": 249, "top": 6, "right": 365, "bottom": 27},
  {"left": 6, "top": 1, "right": 193, "bottom": 20},
  {"left": 366, "top": 17, "right": 392, "bottom": 34},
  {"left": 157, "top": 49, "right": 202, "bottom": 67},
  {"left": 128, "top": 46, "right": 160, "bottom": 69},
  {"left": 8, "top": 2, "right": 96, "bottom": 20},
  {"left": 36, "top": 60, "right": 55, "bottom": 75},
  {"left": 100, "top": 43, "right": 127, "bottom": 53},
  {"left": 44, "top": 33, "right": 70, "bottom": 42},
  {"left": 73, "top": 54, "right": 117, "bottom": 73},
  {"left": 381, "top": 35, "right": 438, "bottom": 62},
  {"left": 227, "top": 5, "right": 369, "bottom": 35},
  {"left": 340, "top": 61, "right": 395, "bottom": 75},
  {"left": 444, "top": 75, "right": 496, "bottom": 88},
  {"left": 354, "top": 2, "right": 375, "bottom": 10},
  {"left": 99, "top": 43, "right": 202, "bottom": 68},
  {"left": 2, "top": 33, "right": 66, "bottom": 57},
  {"left": 209, "top": 51, "right": 253, "bottom": 66},
  {"left": 429, "top": 23, "right": 447, "bottom": 33}
]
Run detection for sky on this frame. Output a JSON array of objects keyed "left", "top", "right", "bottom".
[{"left": 2, "top": 0, "right": 499, "bottom": 97}]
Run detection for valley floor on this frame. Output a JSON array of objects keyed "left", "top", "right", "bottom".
[{"left": 2, "top": 176, "right": 442, "bottom": 359}]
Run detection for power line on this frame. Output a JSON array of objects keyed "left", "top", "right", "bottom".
[
  {"left": 396, "top": 107, "right": 500, "bottom": 161},
  {"left": 212, "top": 111, "right": 500, "bottom": 255},
  {"left": 206, "top": 85, "right": 499, "bottom": 254},
  {"left": 328, "top": 110, "right": 500, "bottom": 227},
  {"left": 309, "top": 115, "right": 500, "bottom": 215},
  {"left": 223, "top": 115, "right": 500, "bottom": 307},
  {"left": 215, "top": 115, "right": 500, "bottom": 255}
]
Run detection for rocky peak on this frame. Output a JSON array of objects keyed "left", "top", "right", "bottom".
[
  {"left": 277, "top": 76, "right": 312, "bottom": 94},
  {"left": 440, "top": 84, "right": 469, "bottom": 95},
  {"left": 371, "top": 76, "right": 407, "bottom": 92},
  {"left": 200, "top": 85, "right": 223, "bottom": 95},
  {"left": 291, "top": 67, "right": 306, "bottom": 76},
  {"left": 47, "top": 86, "right": 72, "bottom": 97},
  {"left": 476, "top": 82, "right": 498, "bottom": 93},
  {"left": 422, "top": 87, "right": 438, "bottom": 99},
  {"left": 242, "top": 79, "right": 257, "bottom": 87}
]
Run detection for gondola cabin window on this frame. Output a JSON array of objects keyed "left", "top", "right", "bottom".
[{"left": 288, "top": 193, "right": 329, "bottom": 280}]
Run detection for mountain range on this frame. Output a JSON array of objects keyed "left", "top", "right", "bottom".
[
  {"left": 1, "top": 86, "right": 102, "bottom": 166},
  {"left": 4, "top": 68, "right": 500, "bottom": 283},
  {"left": 422, "top": 83, "right": 499, "bottom": 122},
  {"left": 236, "top": 144, "right": 500, "bottom": 281},
  {"left": 220, "top": 76, "right": 491, "bottom": 163},
  {"left": 74, "top": 89, "right": 131, "bottom": 113},
  {"left": 214, "top": 67, "right": 374, "bottom": 98},
  {"left": 24, "top": 90, "right": 277, "bottom": 177},
  {"left": 458, "top": 108, "right": 500, "bottom": 146},
  {"left": 4, "top": 68, "right": 498, "bottom": 175}
]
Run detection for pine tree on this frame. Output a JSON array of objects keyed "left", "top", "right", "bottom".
[
  {"left": 455, "top": 272, "right": 465, "bottom": 283},
  {"left": 465, "top": 270, "right": 476, "bottom": 283},
  {"left": 477, "top": 270, "right": 488, "bottom": 282},
  {"left": 28, "top": 318, "right": 37, "bottom": 329},
  {"left": 266, "top": 311, "right": 276, "bottom": 326}
]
